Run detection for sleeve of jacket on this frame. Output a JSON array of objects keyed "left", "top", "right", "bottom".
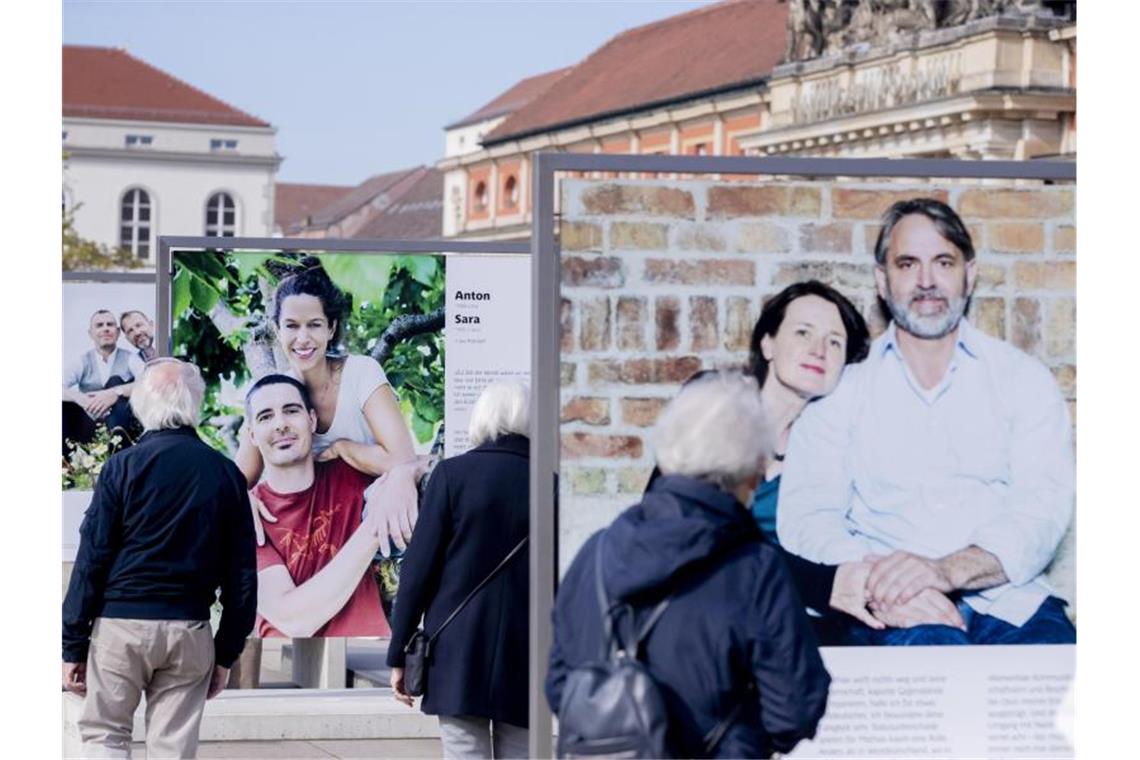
[
  {"left": 214, "top": 463, "right": 258, "bottom": 669},
  {"left": 62, "top": 456, "right": 125, "bottom": 662},
  {"left": 749, "top": 545, "right": 831, "bottom": 755},
  {"left": 386, "top": 461, "right": 453, "bottom": 668},
  {"left": 545, "top": 533, "right": 597, "bottom": 713},
  {"left": 779, "top": 548, "right": 838, "bottom": 613}
]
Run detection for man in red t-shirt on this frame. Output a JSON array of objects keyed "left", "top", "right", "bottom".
[{"left": 245, "top": 374, "right": 389, "bottom": 638}]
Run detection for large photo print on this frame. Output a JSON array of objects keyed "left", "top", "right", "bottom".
[
  {"left": 556, "top": 177, "right": 1076, "bottom": 646},
  {"left": 172, "top": 249, "right": 445, "bottom": 638}
]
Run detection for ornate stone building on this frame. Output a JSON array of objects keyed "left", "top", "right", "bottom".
[
  {"left": 439, "top": 0, "right": 1075, "bottom": 241},
  {"left": 739, "top": 0, "right": 1076, "bottom": 159}
]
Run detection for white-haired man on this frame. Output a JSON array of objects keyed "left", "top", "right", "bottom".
[
  {"left": 778, "top": 198, "right": 1075, "bottom": 645},
  {"left": 548, "top": 374, "right": 830, "bottom": 759},
  {"left": 62, "top": 358, "right": 257, "bottom": 757}
]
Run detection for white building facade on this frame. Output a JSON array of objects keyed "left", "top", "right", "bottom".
[{"left": 63, "top": 46, "right": 280, "bottom": 266}]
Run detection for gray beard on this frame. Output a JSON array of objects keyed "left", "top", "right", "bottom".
[{"left": 885, "top": 285, "right": 968, "bottom": 340}]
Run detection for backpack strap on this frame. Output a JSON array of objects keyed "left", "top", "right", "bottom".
[
  {"left": 595, "top": 533, "right": 671, "bottom": 659},
  {"left": 632, "top": 598, "right": 670, "bottom": 658},
  {"left": 594, "top": 534, "right": 620, "bottom": 657}
]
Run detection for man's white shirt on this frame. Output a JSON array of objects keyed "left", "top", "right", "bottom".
[{"left": 778, "top": 318, "right": 1074, "bottom": 627}]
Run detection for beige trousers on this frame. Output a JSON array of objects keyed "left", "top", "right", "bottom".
[{"left": 78, "top": 617, "right": 214, "bottom": 759}]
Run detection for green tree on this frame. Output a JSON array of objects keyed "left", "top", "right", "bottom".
[
  {"left": 172, "top": 250, "right": 446, "bottom": 454},
  {"left": 62, "top": 208, "right": 147, "bottom": 272}
]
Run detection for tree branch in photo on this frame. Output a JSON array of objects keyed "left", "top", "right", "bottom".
[{"left": 370, "top": 308, "right": 445, "bottom": 367}]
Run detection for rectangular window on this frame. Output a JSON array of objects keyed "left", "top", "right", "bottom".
[
  {"left": 125, "top": 134, "right": 153, "bottom": 148},
  {"left": 210, "top": 138, "right": 239, "bottom": 151}
]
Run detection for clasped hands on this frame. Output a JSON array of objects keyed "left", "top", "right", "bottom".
[
  {"left": 830, "top": 550, "right": 965, "bottom": 631},
  {"left": 77, "top": 388, "right": 120, "bottom": 420}
]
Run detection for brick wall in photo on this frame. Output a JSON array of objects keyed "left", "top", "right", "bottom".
[{"left": 557, "top": 177, "right": 1076, "bottom": 607}]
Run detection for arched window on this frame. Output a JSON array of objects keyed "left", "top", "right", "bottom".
[
  {"left": 473, "top": 181, "right": 488, "bottom": 213},
  {"left": 503, "top": 175, "right": 519, "bottom": 210},
  {"left": 205, "top": 192, "right": 236, "bottom": 237},
  {"left": 119, "top": 188, "right": 152, "bottom": 259}
]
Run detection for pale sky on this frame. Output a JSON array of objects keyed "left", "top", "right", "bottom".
[{"left": 63, "top": 1, "right": 709, "bottom": 186}]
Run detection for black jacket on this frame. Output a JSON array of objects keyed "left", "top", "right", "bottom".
[
  {"left": 645, "top": 465, "right": 838, "bottom": 611},
  {"left": 547, "top": 475, "right": 830, "bottom": 758},
  {"left": 62, "top": 426, "right": 257, "bottom": 668},
  {"left": 387, "top": 433, "right": 529, "bottom": 727}
]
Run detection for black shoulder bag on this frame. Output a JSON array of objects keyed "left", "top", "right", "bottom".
[{"left": 403, "top": 536, "right": 527, "bottom": 697}]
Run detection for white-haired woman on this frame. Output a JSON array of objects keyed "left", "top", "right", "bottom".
[
  {"left": 548, "top": 374, "right": 830, "bottom": 759},
  {"left": 386, "top": 381, "right": 530, "bottom": 759}
]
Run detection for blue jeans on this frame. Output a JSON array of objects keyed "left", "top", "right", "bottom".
[{"left": 843, "top": 596, "right": 1075, "bottom": 646}]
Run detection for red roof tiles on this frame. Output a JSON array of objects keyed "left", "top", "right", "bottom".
[
  {"left": 447, "top": 67, "right": 572, "bottom": 129},
  {"left": 275, "top": 183, "right": 354, "bottom": 232},
  {"left": 483, "top": 0, "right": 787, "bottom": 145},
  {"left": 303, "top": 168, "right": 427, "bottom": 229},
  {"left": 280, "top": 167, "right": 443, "bottom": 240},
  {"left": 63, "top": 45, "right": 270, "bottom": 128},
  {"left": 353, "top": 168, "right": 443, "bottom": 240}
]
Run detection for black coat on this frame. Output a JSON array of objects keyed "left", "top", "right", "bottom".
[
  {"left": 387, "top": 433, "right": 529, "bottom": 726},
  {"left": 547, "top": 475, "right": 830, "bottom": 759}
]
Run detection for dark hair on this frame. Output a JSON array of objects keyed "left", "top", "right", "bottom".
[
  {"left": 272, "top": 256, "right": 348, "bottom": 349},
  {"left": 748, "top": 280, "right": 870, "bottom": 386},
  {"left": 873, "top": 197, "right": 975, "bottom": 266},
  {"left": 244, "top": 373, "right": 315, "bottom": 420},
  {"left": 119, "top": 309, "right": 150, "bottom": 325}
]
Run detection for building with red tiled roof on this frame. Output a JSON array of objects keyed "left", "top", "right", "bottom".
[
  {"left": 482, "top": 2, "right": 783, "bottom": 145},
  {"left": 274, "top": 183, "right": 354, "bottom": 235},
  {"left": 63, "top": 45, "right": 279, "bottom": 264},
  {"left": 447, "top": 67, "right": 572, "bottom": 131},
  {"left": 285, "top": 166, "right": 443, "bottom": 241},
  {"left": 64, "top": 45, "right": 269, "bottom": 128},
  {"left": 439, "top": 0, "right": 784, "bottom": 240},
  {"left": 438, "top": 0, "right": 1075, "bottom": 241},
  {"left": 354, "top": 169, "right": 443, "bottom": 240}
]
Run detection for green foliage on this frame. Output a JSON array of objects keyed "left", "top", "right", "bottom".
[
  {"left": 172, "top": 251, "right": 445, "bottom": 452},
  {"left": 62, "top": 209, "right": 147, "bottom": 272},
  {"left": 343, "top": 256, "right": 445, "bottom": 445}
]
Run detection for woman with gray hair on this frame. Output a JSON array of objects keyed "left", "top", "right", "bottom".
[
  {"left": 548, "top": 373, "right": 830, "bottom": 758},
  {"left": 386, "top": 381, "right": 531, "bottom": 758}
]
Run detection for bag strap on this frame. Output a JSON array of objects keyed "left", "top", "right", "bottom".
[
  {"left": 595, "top": 533, "right": 670, "bottom": 658},
  {"left": 594, "top": 530, "right": 752, "bottom": 756},
  {"left": 594, "top": 534, "right": 613, "bottom": 657},
  {"left": 702, "top": 683, "right": 755, "bottom": 755},
  {"left": 428, "top": 535, "right": 527, "bottom": 645}
]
